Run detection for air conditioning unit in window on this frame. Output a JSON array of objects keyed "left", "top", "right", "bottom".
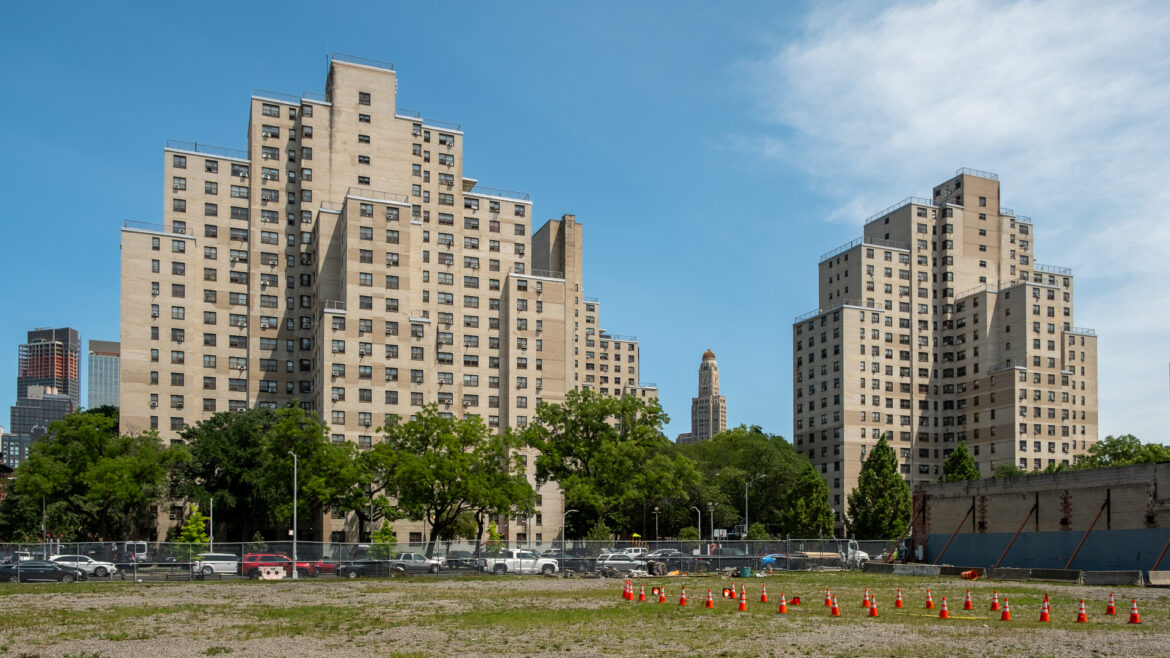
[
  {"left": 239, "top": 171, "right": 248, "bottom": 178},
  {"left": 463, "top": 401, "right": 471, "bottom": 407},
  {"left": 359, "top": 349, "right": 368, "bottom": 356},
  {"left": 230, "top": 257, "right": 239, "bottom": 264},
  {"left": 151, "top": 311, "right": 159, "bottom": 318},
  {"left": 176, "top": 403, "right": 184, "bottom": 409},
  {"left": 332, "top": 394, "right": 339, "bottom": 402},
  {"left": 150, "top": 402, "right": 158, "bottom": 409},
  {"left": 173, "top": 183, "right": 182, "bottom": 190}
]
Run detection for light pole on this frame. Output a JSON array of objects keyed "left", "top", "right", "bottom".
[
  {"left": 691, "top": 506, "right": 701, "bottom": 545},
  {"left": 653, "top": 506, "right": 660, "bottom": 542},
  {"left": 744, "top": 474, "right": 764, "bottom": 538},
  {"left": 562, "top": 508, "right": 577, "bottom": 560},
  {"left": 288, "top": 450, "right": 298, "bottom": 579},
  {"left": 707, "top": 501, "right": 714, "bottom": 553}
]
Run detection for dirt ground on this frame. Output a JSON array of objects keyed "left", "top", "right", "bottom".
[{"left": 0, "top": 573, "right": 1168, "bottom": 657}]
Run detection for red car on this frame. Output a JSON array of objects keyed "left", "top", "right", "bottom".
[
  {"left": 312, "top": 558, "right": 340, "bottom": 576},
  {"left": 239, "top": 553, "right": 318, "bottom": 579}
]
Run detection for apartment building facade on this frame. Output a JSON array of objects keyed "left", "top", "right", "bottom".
[
  {"left": 17, "top": 328, "right": 80, "bottom": 409},
  {"left": 677, "top": 349, "right": 727, "bottom": 445},
  {"left": 87, "top": 340, "right": 120, "bottom": 409},
  {"left": 792, "top": 169, "right": 1098, "bottom": 528},
  {"left": 120, "top": 54, "right": 652, "bottom": 545}
]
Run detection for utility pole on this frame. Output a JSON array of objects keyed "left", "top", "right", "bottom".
[{"left": 288, "top": 451, "right": 298, "bottom": 579}]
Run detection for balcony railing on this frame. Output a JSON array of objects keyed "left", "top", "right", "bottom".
[
  {"left": 526, "top": 268, "right": 564, "bottom": 280},
  {"left": 323, "top": 300, "right": 347, "bottom": 313}
]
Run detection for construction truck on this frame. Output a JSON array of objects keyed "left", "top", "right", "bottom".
[{"left": 786, "top": 539, "right": 869, "bottom": 570}]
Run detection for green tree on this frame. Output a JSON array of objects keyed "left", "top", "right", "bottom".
[
  {"left": 370, "top": 523, "right": 398, "bottom": 559},
  {"left": 174, "top": 504, "right": 210, "bottom": 561},
  {"left": 0, "top": 407, "right": 186, "bottom": 541},
  {"left": 993, "top": 463, "right": 1027, "bottom": 478},
  {"left": 745, "top": 522, "right": 770, "bottom": 540},
  {"left": 1075, "top": 434, "right": 1170, "bottom": 469},
  {"left": 775, "top": 460, "right": 835, "bottom": 537},
  {"left": 175, "top": 407, "right": 367, "bottom": 541},
  {"left": 677, "top": 526, "right": 700, "bottom": 540},
  {"left": 941, "top": 442, "right": 981, "bottom": 482},
  {"left": 846, "top": 435, "right": 911, "bottom": 539},
  {"left": 584, "top": 520, "right": 613, "bottom": 542},
  {"left": 370, "top": 405, "right": 535, "bottom": 558},
  {"left": 524, "top": 389, "right": 697, "bottom": 536}
]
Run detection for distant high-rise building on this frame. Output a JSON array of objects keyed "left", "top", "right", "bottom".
[
  {"left": 677, "top": 349, "right": 727, "bottom": 445},
  {"left": 18, "top": 327, "right": 80, "bottom": 408},
  {"left": 87, "top": 340, "right": 120, "bottom": 409},
  {"left": 792, "top": 168, "right": 1099, "bottom": 528},
  {"left": 4, "top": 385, "right": 73, "bottom": 467}
]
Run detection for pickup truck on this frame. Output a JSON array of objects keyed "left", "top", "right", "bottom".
[{"left": 483, "top": 549, "right": 558, "bottom": 575}]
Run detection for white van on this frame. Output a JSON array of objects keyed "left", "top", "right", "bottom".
[
  {"left": 123, "top": 541, "right": 149, "bottom": 562},
  {"left": 192, "top": 553, "right": 239, "bottom": 576}
]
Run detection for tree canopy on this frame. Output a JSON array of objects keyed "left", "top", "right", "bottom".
[
  {"left": 941, "top": 442, "right": 981, "bottom": 482},
  {"left": 0, "top": 407, "right": 186, "bottom": 541},
  {"left": 370, "top": 405, "right": 535, "bottom": 557},
  {"left": 175, "top": 406, "right": 367, "bottom": 541},
  {"left": 774, "top": 460, "right": 835, "bottom": 537},
  {"left": 1075, "top": 434, "right": 1170, "bottom": 469},
  {"left": 846, "top": 435, "right": 911, "bottom": 539}
]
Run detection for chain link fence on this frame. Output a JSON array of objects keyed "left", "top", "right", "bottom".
[{"left": 0, "top": 536, "right": 901, "bottom": 582}]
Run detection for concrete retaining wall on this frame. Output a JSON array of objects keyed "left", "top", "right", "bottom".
[
  {"left": 1148, "top": 571, "right": 1170, "bottom": 586},
  {"left": 862, "top": 562, "right": 895, "bottom": 574},
  {"left": 892, "top": 564, "right": 941, "bottom": 577},
  {"left": 926, "top": 527, "right": 1170, "bottom": 571},
  {"left": 1082, "top": 571, "right": 1144, "bottom": 586}
]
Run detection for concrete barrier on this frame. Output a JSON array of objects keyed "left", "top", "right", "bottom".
[
  {"left": 1148, "top": 571, "right": 1170, "bottom": 587},
  {"left": 260, "top": 566, "right": 285, "bottom": 580},
  {"left": 987, "top": 567, "right": 1031, "bottom": 581},
  {"left": 861, "top": 562, "right": 896, "bottom": 574},
  {"left": 1028, "top": 568, "right": 1083, "bottom": 583},
  {"left": 1082, "top": 571, "right": 1143, "bottom": 586},
  {"left": 892, "top": 564, "right": 941, "bottom": 577}
]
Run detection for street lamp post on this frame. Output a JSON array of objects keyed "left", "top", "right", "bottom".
[
  {"left": 288, "top": 450, "right": 298, "bottom": 580},
  {"left": 691, "top": 506, "right": 701, "bottom": 544},
  {"left": 653, "top": 506, "right": 660, "bottom": 542},
  {"left": 209, "top": 497, "right": 214, "bottom": 551},
  {"left": 744, "top": 474, "right": 764, "bottom": 538},
  {"left": 562, "top": 508, "right": 577, "bottom": 561},
  {"left": 707, "top": 502, "right": 714, "bottom": 551}
]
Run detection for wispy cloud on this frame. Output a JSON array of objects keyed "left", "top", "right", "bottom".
[{"left": 744, "top": 0, "right": 1170, "bottom": 443}]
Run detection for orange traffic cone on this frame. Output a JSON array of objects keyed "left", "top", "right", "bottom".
[
  {"left": 621, "top": 580, "right": 628, "bottom": 600},
  {"left": 990, "top": 589, "right": 1000, "bottom": 611},
  {"left": 1075, "top": 599, "right": 1087, "bottom": 623},
  {"left": 778, "top": 593, "right": 788, "bottom": 614},
  {"left": 1039, "top": 600, "right": 1050, "bottom": 622},
  {"left": 1043, "top": 591, "right": 1050, "bottom": 603},
  {"left": 638, "top": 584, "right": 646, "bottom": 602},
  {"left": 679, "top": 586, "right": 688, "bottom": 606},
  {"left": 963, "top": 589, "right": 973, "bottom": 610},
  {"left": 705, "top": 589, "right": 714, "bottom": 609},
  {"left": 830, "top": 595, "right": 840, "bottom": 617},
  {"left": 925, "top": 589, "right": 935, "bottom": 610},
  {"left": 825, "top": 587, "right": 833, "bottom": 607},
  {"left": 1000, "top": 597, "right": 1012, "bottom": 622},
  {"left": 738, "top": 589, "right": 748, "bottom": 612},
  {"left": 862, "top": 588, "right": 870, "bottom": 608},
  {"left": 760, "top": 584, "right": 768, "bottom": 604},
  {"left": 658, "top": 587, "right": 667, "bottom": 604},
  {"left": 895, "top": 588, "right": 904, "bottom": 608},
  {"left": 868, "top": 594, "right": 879, "bottom": 618},
  {"left": 939, "top": 597, "right": 949, "bottom": 619},
  {"left": 1129, "top": 599, "right": 1141, "bottom": 624},
  {"left": 1106, "top": 592, "right": 1116, "bottom": 615}
]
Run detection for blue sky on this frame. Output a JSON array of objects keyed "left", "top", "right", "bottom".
[{"left": 2, "top": 1, "right": 1168, "bottom": 444}]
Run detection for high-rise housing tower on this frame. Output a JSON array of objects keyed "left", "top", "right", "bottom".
[
  {"left": 792, "top": 169, "right": 1098, "bottom": 528},
  {"left": 119, "top": 54, "right": 653, "bottom": 544},
  {"left": 17, "top": 328, "right": 80, "bottom": 408},
  {"left": 88, "top": 340, "right": 121, "bottom": 408},
  {"left": 677, "top": 350, "right": 727, "bottom": 444}
]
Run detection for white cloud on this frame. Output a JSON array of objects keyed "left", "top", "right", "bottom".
[{"left": 746, "top": 0, "right": 1170, "bottom": 444}]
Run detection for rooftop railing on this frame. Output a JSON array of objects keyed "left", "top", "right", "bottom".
[
  {"left": 397, "top": 107, "right": 462, "bottom": 132},
  {"left": 956, "top": 167, "right": 999, "bottom": 180},
  {"left": 528, "top": 268, "right": 564, "bottom": 279},
  {"left": 1034, "top": 263, "right": 1072, "bottom": 276},
  {"left": 346, "top": 187, "right": 411, "bottom": 205},
  {"left": 793, "top": 299, "right": 866, "bottom": 323},
  {"left": 122, "top": 220, "right": 167, "bottom": 233},
  {"left": 469, "top": 185, "right": 530, "bottom": 201},
  {"left": 820, "top": 236, "right": 909, "bottom": 262},
  {"left": 583, "top": 296, "right": 599, "bottom": 303},
  {"left": 600, "top": 333, "right": 638, "bottom": 342},
  {"left": 1068, "top": 327, "right": 1097, "bottom": 336},
  {"left": 165, "top": 139, "right": 248, "bottom": 161},
  {"left": 863, "top": 197, "right": 935, "bottom": 225},
  {"left": 331, "top": 52, "right": 394, "bottom": 71}
]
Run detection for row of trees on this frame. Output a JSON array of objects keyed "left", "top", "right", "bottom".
[{"left": 4, "top": 392, "right": 1161, "bottom": 549}]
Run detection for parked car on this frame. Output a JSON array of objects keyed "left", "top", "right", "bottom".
[
  {"left": 540, "top": 550, "right": 594, "bottom": 572},
  {"left": 312, "top": 558, "right": 340, "bottom": 576},
  {"left": 239, "top": 553, "right": 318, "bottom": 579},
  {"left": 0, "top": 560, "right": 87, "bottom": 583},
  {"left": 441, "top": 550, "right": 481, "bottom": 570},
  {"left": 759, "top": 553, "right": 789, "bottom": 569},
  {"left": 50, "top": 554, "right": 118, "bottom": 577},
  {"left": 388, "top": 552, "right": 443, "bottom": 574},
  {"left": 642, "top": 549, "right": 694, "bottom": 571},
  {"left": 337, "top": 559, "right": 395, "bottom": 579},
  {"left": 621, "top": 547, "right": 648, "bottom": 559},
  {"left": 191, "top": 553, "right": 240, "bottom": 576},
  {"left": 595, "top": 554, "right": 645, "bottom": 573}
]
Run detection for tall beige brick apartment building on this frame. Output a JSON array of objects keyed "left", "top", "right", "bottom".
[
  {"left": 120, "top": 54, "right": 655, "bottom": 545},
  {"left": 792, "top": 169, "right": 1098, "bottom": 528}
]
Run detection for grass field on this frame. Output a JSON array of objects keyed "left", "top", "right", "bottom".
[{"left": 0, "top": 571, "right": 1167, "bottom": 657}]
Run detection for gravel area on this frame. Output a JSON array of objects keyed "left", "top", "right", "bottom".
[{"left": 0, "top": 574, "right": 1167, "bottom": 657}]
